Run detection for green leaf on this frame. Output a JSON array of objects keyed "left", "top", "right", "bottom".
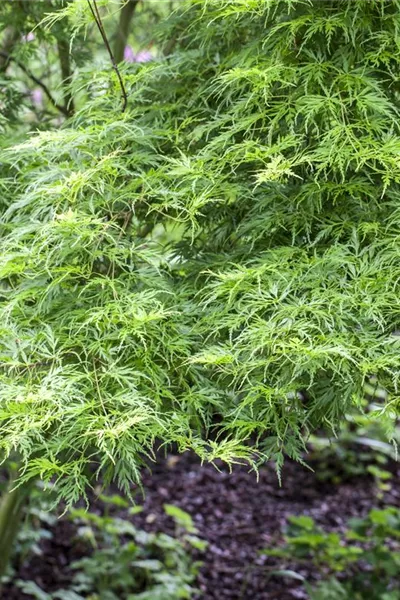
[
  {"left": 164, "top": 504, "right": 197, "bottom": 533},
  {"left": 99, "top": 494, "right": 130, "bottom": 508},
  {"left": 288, "top": 515, "right": 315, "bottom": 531}
]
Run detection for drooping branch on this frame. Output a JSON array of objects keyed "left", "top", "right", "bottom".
[
  {"left": 114, "top": 0, "right": 140, "bottom": 64},
  {"left": 87, "top": 0, "right": 128, "bottom": 112},
  {"left": 0, "top": 50, "right": 69, "bottom": 116}
]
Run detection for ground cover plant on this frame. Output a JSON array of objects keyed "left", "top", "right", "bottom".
[
  {"left": 2, "top": 479, "right": 204, "bottom": 600},
  {"left": 307, "top": 403, "right": 399, "bottom": 485},
  {"left": 262, "top": 507, "right": 400, "bottom": 599},
  {"left": 1, "top": 0, "right": 400, "bottom": 591}
]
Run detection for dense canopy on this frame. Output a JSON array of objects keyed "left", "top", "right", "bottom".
[{"left": 1, "top": 0, "right": 400, "bottom": 503}]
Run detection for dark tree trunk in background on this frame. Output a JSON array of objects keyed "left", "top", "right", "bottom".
[
  {"left": 57, "top": 38, "right": 75, "bottom": 115},
  {"left": 0, "top": 27, "right": 19, "bottom": 73},
  {"left": 114, "top": 0, "right": 140, "bottom": 64}
]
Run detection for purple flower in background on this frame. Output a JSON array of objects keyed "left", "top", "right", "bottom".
[
  {"left": 124, "top": 45, "right": 136, "bottom": 62},
  {"left": 31, "top": 88, "right": 43, "bottom": 107},
  {"left": 23, "top": 32, "right": 35, "bottom": 43},
  {"left": 134, "top": 50, "right": 153, "bottom": 63},
  {"left": 124, "top": 45, "right": 153, "bottom": 63}
]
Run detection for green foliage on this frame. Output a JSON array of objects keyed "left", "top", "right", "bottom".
[
  {"left": 1, "top": 0, "right": 400, "bottom": 502},
  {"left": 262, "top": 507, "right": 400, "bottom": 599},
  {"left": 306, "top": 579, "right": 348, "bottom": 600},
  {"left": 164, "top": 504, "right": 197, "bottom": 535},
  {"left": 13, "top": 481, "right": 57, "bottom": 562},
  {"left": 0, "top": 0, "right": 176, "bottom": 132},
  {"left": 308, "top": 408, "right": 399, "bottom": 484},
  {"left": 11, "top": 493, "right": 203, "bottom": 600},
  {"left": 66, "top": 505, "right": 202, "bottom": 600},
  {"left": 0, "top": 0, "right": 87, "bottom": 127}
]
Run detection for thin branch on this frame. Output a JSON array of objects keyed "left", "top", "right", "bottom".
[
  {"left": 87, "top": 0, "right": 128, "bottom": 112},
  {"left": 0, "top": 50, "right": 69, "bottom": 117}
]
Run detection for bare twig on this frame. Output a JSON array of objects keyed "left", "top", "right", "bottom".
[{"left": 87, "top": 0, "right": 128, "bottom": 112}]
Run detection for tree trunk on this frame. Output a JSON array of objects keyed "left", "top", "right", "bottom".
[
  {"left": 57, "top": 38, "right": 74, "bottom": 115},
  {"left": 114, "top": 0, "right": 140, "bottom": 64}
]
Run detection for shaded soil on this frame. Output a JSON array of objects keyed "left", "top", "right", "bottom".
[{"left": 4, "top": 453, "right": 400, "bottom": 600}]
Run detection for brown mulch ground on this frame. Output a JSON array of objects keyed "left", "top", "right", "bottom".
[{"left": 4, "top": 452, "right": 400, "bottom": 600}]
